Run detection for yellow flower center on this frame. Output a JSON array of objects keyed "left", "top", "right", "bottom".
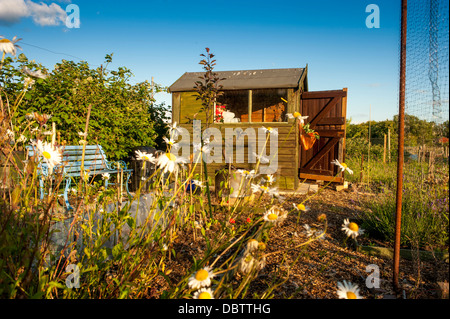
[
  {"left": 195, "top": 269, "right": 209, "bottom": 281},
  {"left": 198, "top": 291, "right": 212, "bottom": 299},
  {"left": 42, "top": 151, "right": 51, "bottom": 159},
  {"left": 143, "top": 156, "right": 149, "bottom": 161},
  {"left": 267, "top": 213, "right": 278, "bottom": 221},
  {"left": 244, "top": 254, "right": 254, "bottom": 263},
  {"left": 258, "top": 242, "right": 266, "bottom": 250},
  {"left": 346, "top": 291, "right": 357, "bottom": 299},
  {"left": 342, "top": 163, "right": 348, "bottom": 169},
  {"left": 166, "top": 152, "right": 176, "bottom": 161},
  {"left": 293, "top": 112, "right": 301, "bottom": 118},
  {"left": 349, "top": 222, "right": 359, "bottom": 232},
  {"left": 0, "top": 39, "right": 11, "bottom": 43},
  {"left": 297, "top": 204, "right": 306, "bottom": 211},
  {"left": 261, "top": 186, "right": 268, "bottom": 192},
  {"left": 267, "top": 127, "right": 272, "bottom": 131}
]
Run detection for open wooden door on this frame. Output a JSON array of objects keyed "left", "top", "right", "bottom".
[{"left": 299, "top": 88, "right": 347, "bottom": 183}]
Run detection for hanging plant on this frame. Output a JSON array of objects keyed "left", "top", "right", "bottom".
[{"left": 300, "top": 123, "right": 320, "bottom": 150}]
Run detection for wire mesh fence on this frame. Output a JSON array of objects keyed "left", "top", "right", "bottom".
[{"left": 404, "top": 0, "right": 449, "bottom": 183}]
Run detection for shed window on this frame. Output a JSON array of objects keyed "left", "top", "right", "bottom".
[{"left": 216, "top": 89, "right": 288, "bottom": 123}]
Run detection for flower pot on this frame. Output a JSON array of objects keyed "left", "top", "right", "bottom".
[{"left": 215, "top": 167, "right": 247, "bottom": 199}]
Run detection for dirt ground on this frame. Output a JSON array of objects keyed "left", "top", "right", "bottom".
[{"left": 152, "top": 183, "right": 449, "bottom": 300}]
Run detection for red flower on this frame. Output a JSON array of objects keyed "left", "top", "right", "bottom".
[
  {"left": 246, "top": 217, "right": 252, "bottom": 223},
  {"left": 229, "top": 218, "right": 236, "bottom": 224}
]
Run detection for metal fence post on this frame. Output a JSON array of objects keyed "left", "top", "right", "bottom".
[{"left": 394, "top": 0, "right": 407, "bottom": 294}]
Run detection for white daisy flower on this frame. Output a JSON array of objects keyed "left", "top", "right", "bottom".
[
  {"left": 17, "top": 134, "right": 27, "bottom": 143},
  {"left": 193, "top": 142, "right": 212, "bottom": 154},
  {"left": 191, "top": 179, "right": 204, "bottom": 188},
  {"left": 263, "top": 206, "right": 287, "bottom": 226},
  {"left": 244, "top": 239, "right": 260, "bottom": 254},
  {"left": 168, "top": 121, "right": 182, "bottom": 139},
  {"left": 23, "top": 77, "right": 35, "bottom": 88},
  {"left": 102, "top": 173, "right": 110, "bottom": 180},
  {"left": 135, "top": 150, "right": 156, "bottom": 163},
  {"left": 331, "top": 159, "right": 353, "bottom": 175},
  {"left": 251, "top": 183, "right": 279, "bottom": 197},
  {"left": 260, "top": 174, "right": 276, "bottom": 185},
  {"left": 293, "top": 112, "right": 309, "bottom": 125},
  {"left": 261, "top": 126, "right": 278, "bottom": 136},
  {"left": 156, "top": 152, "right": 188, "bottom": 174},
  {"left": 238, "top": 254, "right": 256, "bottom": 274},
  {"left": 293, "top": 203, "right": 310, "bottom": 212},
  {"left": 285, "top": 113, "right": 295, "bottom": 120},
  {"left": 193, "top": 287, "right": 215, "bottom": 299},
  {"left": 253, "top": 152, "right": 270, "bottom": 164},
  {"left": 237, "top": 169, "right": 258, "bottom": 180},
  {"left": 6, "top": 129, "right": 14, "bottom": 141},
  {"left": 303, "top": 224, "right": 314, "bottom": 237},
  {"left": 0, "top": 35, "right": 22, "bottom": 56},
  {"left": 336, "top": 280, "right": 363, "bottom": 299},
  {"left": 22, "top": 66, "right": 48, "bottom": 79},
  {"left": 341, "top": 218, "right": 364, "bottom": 239},
  {"left": 163, "top": 136, "right": 176, "bottom": 146},
  {"left": 315, "top": 230, "right": 326, "bottom": 241},
  {"left": 32, "top": 139, "right": 62, "bottom": 171},
  {"left": 188, "top": 266, "right": 214, "bottom": 290}
]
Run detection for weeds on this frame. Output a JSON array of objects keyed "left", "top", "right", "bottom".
[{"left": 0, "top": 44, "right": 346, "bottom": 299}]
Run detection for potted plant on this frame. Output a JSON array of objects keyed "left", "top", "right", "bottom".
[{"left": 299, "top": 123, "right": 320, "bottom": 150}]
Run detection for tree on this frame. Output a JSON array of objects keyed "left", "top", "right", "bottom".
[{"left": 1, "top": 53, "right": 168, "bottom": 161}]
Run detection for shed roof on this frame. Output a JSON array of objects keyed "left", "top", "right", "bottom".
[{"left": 169, "top": 67, "right": 307, "bottom": 92}]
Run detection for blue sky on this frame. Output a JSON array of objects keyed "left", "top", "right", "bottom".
[{"left": 1, "top": 0, "right": 403, "bottom": 123}]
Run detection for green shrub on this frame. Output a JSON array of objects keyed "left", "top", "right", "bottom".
[{"left": 1, "top": 53, "right": 168, "bottom": 161}]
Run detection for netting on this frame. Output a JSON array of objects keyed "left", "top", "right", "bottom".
[
  {"left": 406, "top": 0, "right": 449, "bottom": 125},
  {"left": 404, "top": 0, "right": 449, "bottom": 170}
]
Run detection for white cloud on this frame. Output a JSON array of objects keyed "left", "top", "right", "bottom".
[
  {"left": 0, "top": 0, "right": 29, "bottom": 25},
  {"left": 0, "top": 0, "right": 67, "bottom": 26}
]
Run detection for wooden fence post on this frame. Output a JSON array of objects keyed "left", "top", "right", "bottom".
[
  {"left": 388, "top": 128, "right": 391, "bottom": 163},
  {"left": 360, "top": 154, "right": 364, "bottom": 183}
]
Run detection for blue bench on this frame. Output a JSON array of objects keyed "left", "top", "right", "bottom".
[{"left": 27, "top": 144, "right": 133, "bottom": 210}]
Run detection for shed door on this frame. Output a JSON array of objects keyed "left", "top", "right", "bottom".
[{"left": 299, "top": 89, "right": 347, "bottom": 183}]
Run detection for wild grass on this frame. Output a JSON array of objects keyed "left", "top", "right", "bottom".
[
  {"left": 346, "top": 152, "right": 449, "bottom": 252},
  {"left": 1, "top": 102, "right": 333, "bottom": 299}
]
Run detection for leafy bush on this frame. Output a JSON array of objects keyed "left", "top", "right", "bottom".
[{"left": 1, "top": 53, "right": 168, "bottom": 161}]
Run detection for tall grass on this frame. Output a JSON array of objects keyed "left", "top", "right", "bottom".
[
  {"left": 1, "top": 93, "right": 335, "bottom": 298},
  {"left": 360, "top": 180, "right": 449, "bottom": 251},
  {"left": 346, "top": 152, "right": 449, "bottom": 252}
]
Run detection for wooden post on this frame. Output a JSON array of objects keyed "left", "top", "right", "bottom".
[
  {"left": 428, "top": 150, "right": 435, "bottom": 180},
  {"left": 51, "top": 122, "right": 56, "bottom": 147},
  {"left": 383, "top": 134, "right": 387, "bottom": 163},
  {"left": 368, "top": 105, "right": 371, "bottom": 184},
  {"left": 80, "top": 104, "right": 92, "bottom": 177},
  {"left": 248, "top": 90, "right": 252, "bottom": 123},
  {"left": 388, "top": 128, "right": 391, "bottom": 162},
  {"left": 360, "top": 154, "right": 364, "bottom": 183}
]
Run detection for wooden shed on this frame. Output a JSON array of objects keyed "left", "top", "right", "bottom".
[{"left": 169, "top": 66, "right": 348, "bottom": 190}]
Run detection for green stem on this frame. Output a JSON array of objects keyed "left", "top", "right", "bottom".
[{"left": 203, "top": 159, "right": 213, "bottom": 219}]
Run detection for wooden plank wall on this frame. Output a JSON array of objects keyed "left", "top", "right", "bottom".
[{"left": 175, "top": 122, "right": 299, "bottom": 189}]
